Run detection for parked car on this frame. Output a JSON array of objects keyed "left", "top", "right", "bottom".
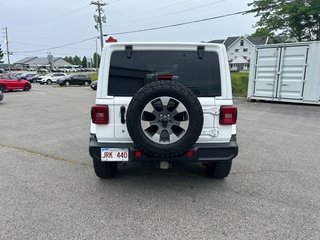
[
  {"left": 37, "top": 73, "right": 67, "bottom": 85},
  {"left": 12, "top": 72, "right": 25, "bottom": 79},
  {"left": 57, "top": 74, "right": 91, "bottom": 86},
  {"left": 37, "top": 74, "right": 49, "bottom": 84},
  {"left": 38, "top": 68, "right": 49, "bottom": 73},
  {"left": 51, "top": 68, "right": 61, "bottom": 72},
  {"left": 18, "top": 73, "right": 29, "bottom": 80},
  {"left": 0, "top": 74, "right": 32, "bottom": 92},
  {"left": 90, "top": 80, "right": 97, "bottom": 90},
  {"left": 26, "top": 74, "right": 40, "bottom": 83},
  {"left": 62, "top": 68, "right": 72, "bottom": 73},
  {"left": 20, "top": 73, "right": 37, "bottom": 82}
]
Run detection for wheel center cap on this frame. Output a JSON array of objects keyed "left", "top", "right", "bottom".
[
  {"left": 159, "top": 115, "right": 170, "bottom": 128},
  {"left": 159, "top": 113, "right": 171, "bottom": 122},
  {"left": 162, "top": 117, "right": 169, "bottom": 122}
]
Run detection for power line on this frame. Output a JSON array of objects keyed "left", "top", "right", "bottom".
[
  {"left": 11, "top": 5, "right": 90, "bottom": 30},
  {"left": 11, "top": 41, "right": 52, "bottom": 48},
  {"left": 13, "top": 37, "right": 96, "bottom": 54},
  {"left": 55, "top": 5, "right": 89, "bottom": 20},
  {"left": 111, "top": 0, "right": 194, "bottom": 21},
  {"left": 111, "top": 0, "right": 227, "bottom": 27},
  {"left": 11, "top": 41, "right": 95, "bottom": 51},
  {"left": 11, "top": 53, "right": 39, "bottom": 57},
  {"left": 108, "top": 0, "right": 121, "bottom": 4},
  {"left": 106, "top": 10, "right": 247, "bottom": 36}
]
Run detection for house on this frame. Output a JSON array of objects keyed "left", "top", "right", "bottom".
[
  {"left": 209, "top": 36, "right": 276, "bottom": 71},
  {"left": 14, "top": 56, "right": 73, "bottom": 71}
]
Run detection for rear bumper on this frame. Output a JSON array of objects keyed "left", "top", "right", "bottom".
[{"left": 89, "top": 135, "right": 238, "bottom": 163}]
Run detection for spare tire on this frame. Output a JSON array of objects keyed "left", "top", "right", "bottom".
[{"left": 126, "top": 80, "right": 203, "bottom": 158}]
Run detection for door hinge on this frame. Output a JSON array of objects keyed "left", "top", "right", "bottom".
[
  {"left": 125, "top": 45, "right": 133, "bottom": 59},
  {"left": 197, "top": 46, "right": 205, "bottom": 59}
]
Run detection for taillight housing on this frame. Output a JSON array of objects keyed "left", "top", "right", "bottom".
[
  {"left": 91, "top": 105, "right": 109, "bottom": 124},
  {"left": 220, "top": 106, "right": 237, "bottom": 125}
]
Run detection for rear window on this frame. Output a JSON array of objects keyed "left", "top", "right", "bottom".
[{"left": 108, "top": 50, "right": 221, "bottom": 97}]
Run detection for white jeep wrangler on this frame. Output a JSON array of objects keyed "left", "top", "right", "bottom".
[{"left": 89, "top": 42, "right": 238, "bottom": 178}]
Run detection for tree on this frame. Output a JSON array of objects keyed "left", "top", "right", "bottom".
[
  {"left": 250, "top": 27, "right": 285, "bottom": 43},
  {"left": 82, "top": 56, "right": 88, "bottom": 68},
  {"left": 248, "top": 0, "right": 320, "bottom": 41},
  {"left": 73, "top": 55, "right": 81, "bottom": 66},
  {"left": 250, "top": 27, "right": 275, "bottom": 37},
  {"left": 93, "top": 53, "right": 101, "bottom": 68},
  {"left": 0, "top": 44, "right": 4, "bottom": 64},
  {"left": 64, "top": 56, "right": 74, "bottom": 65}
]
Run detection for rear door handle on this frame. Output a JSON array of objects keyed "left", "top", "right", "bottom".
[{"left": 120, "top": 106, "right": 126, "bottom": 124}]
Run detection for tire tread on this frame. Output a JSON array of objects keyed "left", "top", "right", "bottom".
[
  {"left": 206, "top": 161, "right": 232, "bottom": 178},
  {"left": 93, "top": 161, "right": 117, "bottom": 178}
]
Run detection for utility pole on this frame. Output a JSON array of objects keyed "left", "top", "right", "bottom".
[
  {"left": 95, "top": 37, "right": 99, "bottom": 71},
  {"left": 91, "top": 0, "right": 106, "bottom": 51},
  {"left": 47, "top": 52, "right": 54, "bottom": 71},
  {"left": 3, "top": 27, "right": 11, "bottom": 72}
]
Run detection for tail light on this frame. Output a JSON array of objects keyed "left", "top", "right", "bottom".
[
  {"left": 185, "top": 151, "right": 194, "bottom": 157},
  {"left": 157, "top": 74, "right": 172, "bottom": 80},
  {"left": 91, "top": 105, "right": 109, "bottom": 124},
  {"left": 220, "top": 106, "right": 237, "bottom": 125},
  {"left": 134, "top": 151, "right": 142, "bottom": 157}
]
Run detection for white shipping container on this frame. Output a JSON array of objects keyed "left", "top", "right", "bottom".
[{"left": 248, "top": 41, "right": 320, "bottom": 104}]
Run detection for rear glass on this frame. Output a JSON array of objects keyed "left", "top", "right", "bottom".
[{"left": 108, "top": 50, "right": 221, "bottom": 97}]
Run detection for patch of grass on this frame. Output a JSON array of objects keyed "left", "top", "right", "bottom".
[
  {"left": 88, "top": 72, "right": 98, "bottom": 81},
  {"left": 231, "top": 72, "right": 249, "bottom": 97}
]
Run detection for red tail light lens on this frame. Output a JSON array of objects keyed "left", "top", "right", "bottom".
[
  {"left": 185, "top": 151, "right": 194, "bottom": 157},
  {"left": 134, "top": 151, "right": 142, "bottom": 157},
  {"left": 91, "top": 105, "right": 109, "bottom": 124},
  {"left": 157, "top": 74, "right": 172, "bottom": 80},
  {"left": 220, "top": 106, "right": 237, "bottom": 125}
]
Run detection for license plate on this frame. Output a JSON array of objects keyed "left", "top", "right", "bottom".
[{"left": 101, "top": 148, "right": 129, "bottom": 162}]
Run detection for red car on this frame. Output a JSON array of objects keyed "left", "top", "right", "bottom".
[{"left": 0, "top": 74, "right": 32, "bottom": 92}]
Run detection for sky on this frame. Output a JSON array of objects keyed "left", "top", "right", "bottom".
[{"left": 0, "top": 0, "right": 257, "bottom": 63}]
